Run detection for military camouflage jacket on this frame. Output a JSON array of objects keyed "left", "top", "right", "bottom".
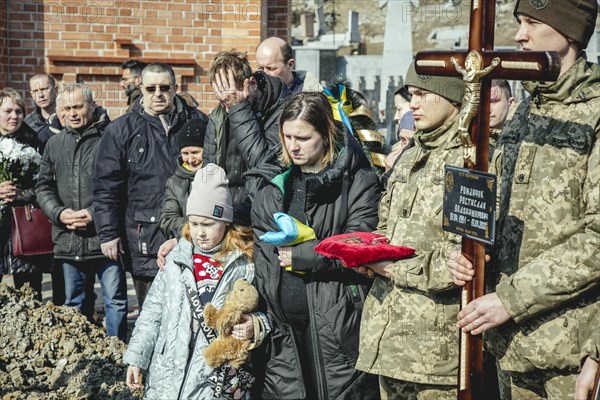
[
  {"left": 356, "top": 118, "right": 464, "bottom": 385},
  {"left": 489, "top": 56, "right": 600, "bottom": 373},
  {"left": 579, "top": 302, "right": 599, "bottom": 366}
]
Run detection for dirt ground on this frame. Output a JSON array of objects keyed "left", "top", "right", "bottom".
[{"left": 0, "top": 283, "right": 143, "bottom": 400}]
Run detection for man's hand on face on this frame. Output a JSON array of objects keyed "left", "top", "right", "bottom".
[{"left": 212, "top": 68, "right": 251, "bottom": 112}]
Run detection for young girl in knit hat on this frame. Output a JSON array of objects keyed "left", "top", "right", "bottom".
[{"left": 124, "top": 163, "right": 268, "bottom": 399}]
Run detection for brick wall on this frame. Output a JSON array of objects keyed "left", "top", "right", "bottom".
[
  {"left": 2, "top": 0, "right": 291, "bottom": 118},
  {"left": 265, "top": 0, "right": 291, "bottom": 39},
  {"left": 0, "top": 2, "right": 8, "bottom": 89}
]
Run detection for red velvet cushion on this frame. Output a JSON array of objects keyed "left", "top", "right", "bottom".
[{"left": 314, "top": 232, "right": 415, "bottom": 268}]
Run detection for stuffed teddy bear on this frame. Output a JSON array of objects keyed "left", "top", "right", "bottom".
[{"left": 203, "top": 279, "right": 259, "bottom": 368}]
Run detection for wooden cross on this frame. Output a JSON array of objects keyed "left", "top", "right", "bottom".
[{"left": 413, "top": 1, "right": 560, "bottom": 399}]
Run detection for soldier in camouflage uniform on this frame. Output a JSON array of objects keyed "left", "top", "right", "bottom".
[
  {"left": 355, "top": 62, "right": 465, "bottom": 400},
  {"left": 447, "top": 0, "right": 600, "bottom": 398}
]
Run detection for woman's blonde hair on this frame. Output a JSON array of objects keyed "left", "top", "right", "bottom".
[
  {"left": 278, "top": 92, "right": 343, "bottom": 169},
  {"left": 182, "top": 223, "right": 253, "bottom": 261},
  {"left": 0, "top": 88, "right": 26, "bottom": 115}
]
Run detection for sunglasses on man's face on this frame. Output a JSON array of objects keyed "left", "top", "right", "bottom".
[{"left": 144, "top": 84, "right": 173, "bottom": 93}]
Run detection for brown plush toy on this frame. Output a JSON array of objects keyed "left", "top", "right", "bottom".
[{"left": 203, "top": 279, "right": 259, "bottom": 368}]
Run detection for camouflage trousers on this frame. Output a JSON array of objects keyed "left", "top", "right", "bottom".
[
  {"left": 379, "top": 376, "right": 456, "bottom": 400},
  {"left": 497, "top": 368, "right": 577, "bottom": 400}
]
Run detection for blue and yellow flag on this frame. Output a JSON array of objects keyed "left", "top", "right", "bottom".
[
  {"left": 259, "top": 212, "right": 316, "bottom": 247},
  {"left": 323, "top": 85, "right": 354, "bottom": 136}
]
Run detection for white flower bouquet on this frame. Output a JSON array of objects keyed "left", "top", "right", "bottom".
[{"left": 0, "top": 137, "right": 42, "bottom": 213}]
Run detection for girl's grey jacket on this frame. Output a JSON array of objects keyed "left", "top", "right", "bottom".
[{"left": 123, "top": 238, "right": 256, "bottom": 399}]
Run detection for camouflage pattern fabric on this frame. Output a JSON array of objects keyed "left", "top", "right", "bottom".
[
  {"left": 496, "top": 367, "right": 578, "bottom": 400},
  {"left": 379, "top": 375, "right": 456, "bottom": 400},
  {"left": 488, "top": 57, "right": 600, "bottom": 374},
  {"left": 579, "top": 301, "right": 600, "bottom": 365},
  {"left": 489, "top": 128, "right": 501, "bottom": 149},
  {"left": 356, "top": 117, "right": 464, "bottom": 386}
]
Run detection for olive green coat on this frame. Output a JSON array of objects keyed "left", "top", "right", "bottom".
[{"left": 356, "top": 118, "right": 464, "bottom": 385}]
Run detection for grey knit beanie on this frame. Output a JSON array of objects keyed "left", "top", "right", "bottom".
[{"left": 186, "top": 163, "right": 233, "bottom": 223}]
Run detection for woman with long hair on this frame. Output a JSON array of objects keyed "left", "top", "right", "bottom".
[{"left": 250, "top": 92, "right": 382, "bottom": 399}]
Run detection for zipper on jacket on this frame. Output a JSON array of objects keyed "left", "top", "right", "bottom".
[
  {"left": 266, "top": 182, "right": 310, "bottom": 399},
  {"left": 268, "top": 261, "right": 307, "bottom": 399},
  {"left": 307, "top": 286, "right": 328, "bottom": 400},
  {"left": 177, "top": 330, "right": 200, "bottom": 400},
  {"left": 283, "top": 322, "right": 308, "bottom": 399},
  {"left": 137, "top": 224, "right": 143, "bottom": 254},
  {"left": 266, "top": 254, "right": 307, "bottom": 396},
  {"left": 176, "top": 262, "right": 202, "bottom": 400},
  {"left": 301, "top": 177, "right": 311, "bottom": 227},
  {"left": 176, "top": 256, "right": 239, "bottom": 399}
]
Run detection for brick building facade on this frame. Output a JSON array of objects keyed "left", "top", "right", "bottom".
[{"left": 0, "top": 0, "right": 290, "bottom": 117}]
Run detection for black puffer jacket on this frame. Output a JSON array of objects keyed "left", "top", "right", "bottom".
[
  {"left": 25, "top": 107, "right": 58, "bottom": 153},
  {"left": 24, "top": 107, "right": 46, "bottom": 133},
  {"left": 159, "top": 160, "right": 195, "bottom": 239},
  {"left": 203, "top": 72, "right": 290, "bottom": 208},
  {"left": 93, "top": 96, "right": 208, "bottom": 277},
  {"left": 35, "top": 108, "right": 110, "bottom": 262},
  {"left": 250, "top": 133, "right": 382, "bottom": 400}
]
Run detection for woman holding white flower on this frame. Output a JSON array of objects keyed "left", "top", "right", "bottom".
[{"left": 0, "top": 88, "right": 45, "bottom": 298}]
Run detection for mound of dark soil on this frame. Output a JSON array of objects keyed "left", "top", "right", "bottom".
[{"left": 0, "top": 283, "right": 143, "bottom": 399}]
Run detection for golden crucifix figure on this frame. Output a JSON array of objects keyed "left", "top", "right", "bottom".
[{"left": 451, "top": 51, "right": 500, "bottom": 160}]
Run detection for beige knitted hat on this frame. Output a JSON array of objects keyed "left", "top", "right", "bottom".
[{"left": 186, "top": 163, "right": 233, "bottom": 223}]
